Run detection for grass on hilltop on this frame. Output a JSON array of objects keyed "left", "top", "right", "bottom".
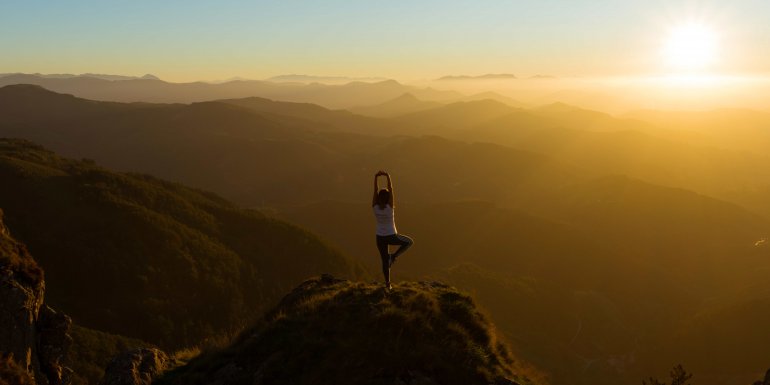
[{"left": 157, "top": 276, "right": 544, "bottom": 385}]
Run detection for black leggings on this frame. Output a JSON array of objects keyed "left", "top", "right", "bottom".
[{"left": 376, "top": 233, "right": 414, "bottom": 284}]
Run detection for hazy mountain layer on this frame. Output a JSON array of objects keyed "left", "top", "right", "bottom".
[
  {"left": 0, "top": 74, "right": 462, "bottom": 108},
  {"left": 391, "top": 98, "right": 770, "bottom": 218},
  {"left": 349, "top": 93, "right": 444, "bottom": 118},
  {"left": 0, "top": 85, "right": 580, "bottom": 209}
]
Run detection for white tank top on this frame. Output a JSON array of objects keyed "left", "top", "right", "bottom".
[{"left": 373, "top": 204, "right": 397, "bottom": 236}]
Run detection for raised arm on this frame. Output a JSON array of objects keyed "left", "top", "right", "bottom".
[
  {"left": 372, "top": 172, "right": 380, "bottom": 206},
  {"left": 385, "top": 172, "right": 394, "bottom": 207}
]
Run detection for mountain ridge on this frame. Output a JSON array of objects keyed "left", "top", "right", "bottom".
[
  {"left": 437, "top": 74, "right": 517, "bottom": 81},
  {"left": 349, "top": 92, "right": 444, "bottom": 118},
  {"left": 0, "top": 75, "right": 462, "bottom": 108}
]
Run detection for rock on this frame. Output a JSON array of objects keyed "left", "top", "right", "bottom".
[
  {"left": 493, "top": 377, "right": 521, "bottom": 385},
  {"left": 319, "top": 273, "right": 344, "bottom": 285},
  {"left": 0, "top": 267, "right": 45, "bottom": 379},
  {"left": 0, "top": 353, "right": 36, "bottom": 385},
  {"left": 406, "top": 371, "right": 440, "bottom": 385},
  {"left": 750, "top": 368, "right": 770, "bottom": 385},
  {"left": 0, "top": 212, "right": 72, "bottom": 385},
  {"left": 99, "top": 348, "right": 169, "bottom": 385},
  {"left": 208, "top": 362, "right": 242, "bottom": 385},
  {"left": 37, "top": 306, "right": 73, "bottom": 385}
]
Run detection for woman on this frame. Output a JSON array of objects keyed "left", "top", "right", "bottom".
[{"left": 372, "top": 170, "right": 414, "bottom": 290}]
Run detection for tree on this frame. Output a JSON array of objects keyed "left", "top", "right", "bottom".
[{"left": 643, "top": 364, "right": 692, "bottom": 385}]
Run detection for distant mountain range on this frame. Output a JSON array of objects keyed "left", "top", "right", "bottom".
[
  {"left": 435, "top": 74, "right": 556, "bottom": 81},
  {"left": 0, "top": 73, "right": 534, "bottom": 112},
  {"left": 0, "top": 72, "right": 159, "bottom": 81},
  {"left": 349, "top": 92, "right": 527, "bottom": 118},
  {"left": 437, "top": 73, "right": 517, "bottom": 81},
  {"left": 0, "top": 73, "right": 462, "bottom": 108},
  {"left": 265, "top": 74, "right": 388, "bottom": 83},
  {"left": 349, "top": 93, "right": 444, "bottom": 117}
]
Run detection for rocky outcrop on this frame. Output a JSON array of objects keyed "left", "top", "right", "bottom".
[
  {"left": 0, "top": 263, "right": 45, "bottom": 379},
  {"left": 752, "top": 368, "right": 770, "bottom": 385},
  {"left": 0, "top": 210, "right": 72, "bottom": 385},
  {"left": 36, "top": 306, "right": 73, "bottom": 384},
  {"left": 99, "top": 348, "right": 169, "bottom": 385},
  {"left": 0, "top": 353, "right": 35, "bottom": 385}
]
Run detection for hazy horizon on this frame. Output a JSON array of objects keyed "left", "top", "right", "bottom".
[
  {"left": 5, "top": 70, "right": 770, "bottom": 113},
  {"left": 6, "top": 0, "right": 770, "bottom": 112},
  {"left": 3, "top": 0, "right": 770, "bottom": 82}
]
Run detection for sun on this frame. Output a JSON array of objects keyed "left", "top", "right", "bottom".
[{"left": 662, "top": 22, "right": 719, "bottom": 71}]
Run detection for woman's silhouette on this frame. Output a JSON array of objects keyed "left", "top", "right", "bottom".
[{"left": 372, "top": 170, "right": 414, "bottom": 290}]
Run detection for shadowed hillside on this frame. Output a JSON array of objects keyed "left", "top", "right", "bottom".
[
  {"left": 156, "top": 275, "right": 543, "bottom": 385},
  {"left": 280, "top": 200, "right": 622, "bottom": 282},
  {"left": 67, "top": 325, "right": 152, "bottom": 385},
  {"left": 0, "top": 139, "right": 365, "bottom": 349},
  {"left": 282, "top": 180, "right": 769, "bottom": 292},
  {"left": 279, "top": 192, "right": 770, "bottom": 385},
  {"left": 431, "top": 264, "right": 655, "bottom": 385}
]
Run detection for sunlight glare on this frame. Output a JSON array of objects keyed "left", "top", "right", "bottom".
[{"left": 662, "top": 23, "right": 719, "bottom": 71}]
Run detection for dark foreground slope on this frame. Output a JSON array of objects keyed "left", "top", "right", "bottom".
[
  {"left": 157, "top": 275, "right": 542, "bottom": 385},
  {"left": 0, "top": 209, "right": 72, "bottom": 385},
  {"left": 0, "top": 139, "right": 365, "bottom": 349}
]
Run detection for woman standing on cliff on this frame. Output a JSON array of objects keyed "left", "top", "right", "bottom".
[{"left": 372, "top": 170, "right": 414, "bottom": 290}]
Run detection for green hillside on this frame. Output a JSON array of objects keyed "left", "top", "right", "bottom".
[{"left": 0, "top": 139, "right": 364, "bottom": 348}]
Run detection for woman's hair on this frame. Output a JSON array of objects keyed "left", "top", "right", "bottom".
[{"left": 376, "top": 189, "right": 391, "bottom": 209}]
